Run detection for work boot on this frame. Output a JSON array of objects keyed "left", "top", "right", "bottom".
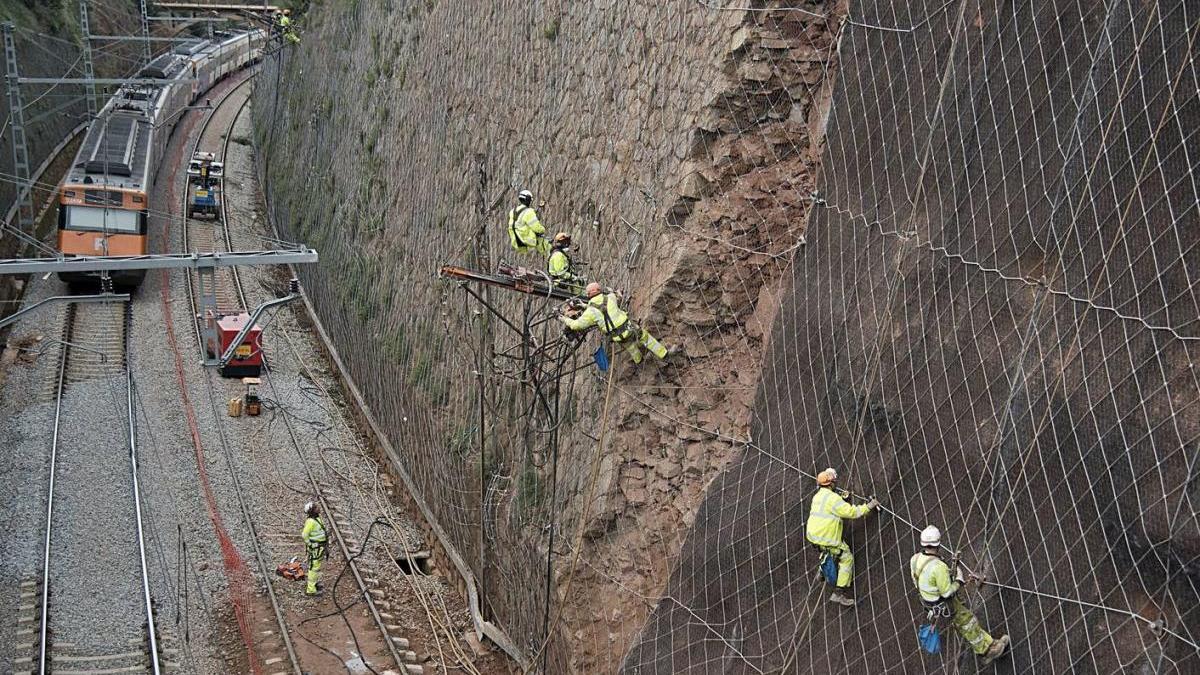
[
  {"left": 828, "top": 591, "right": 855, "bottom": 607},
  {"left": 981, "top": 635, "right": 1010, "bottom": 665}
]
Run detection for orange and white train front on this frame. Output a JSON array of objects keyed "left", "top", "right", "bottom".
[{"left": 56, "top": 185, "right": 149, "bottom": 287}]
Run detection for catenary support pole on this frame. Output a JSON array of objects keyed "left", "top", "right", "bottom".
[
  {"left": 78, "top": 0, "right": 97, "bottom": 117},
  {"left": 139, "top": 0, "right": 152, "bottom": 65},
  {"left": 2, "top": 23, "right": 35, "bottom": 235}
]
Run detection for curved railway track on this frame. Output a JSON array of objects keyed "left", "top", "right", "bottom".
[
  {"left": 16, "top": 299, "right": 172, "bottom": 675},
  {"left": 177, "top": 74, "right": 302, "bottom": 675},
  {"left": 181, "top": 74, "right": 403, "bottom": 674}
]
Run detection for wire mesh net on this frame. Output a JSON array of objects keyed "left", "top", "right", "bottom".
[
  {"left": 624, "top": 0, "right": 1200, "bottom": 673},
  {"left": 252, "top": 0, "right": 1198, "bottom": 672}
]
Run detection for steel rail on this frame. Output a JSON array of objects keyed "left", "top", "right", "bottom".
[
  {"left": 36, "top": 306, "right": 70, "bottom": 675},
  {"left": 126, "top": 302, "right": 163, "bottom": 674},
  {"left": 218, "top": 90, "right": 407, "bottom": 672},
  {"left": 38, "top": 301, "right": 154, "bottom": 674},
  {"left": 182, "top": 72, "right": 303, "bottom": 675}
]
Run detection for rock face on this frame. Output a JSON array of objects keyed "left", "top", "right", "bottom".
[
  {"left": 254, "top": 1, "right": 841, "bottom": 671},
  {"left": 625, "top": 0, "right": 1200, "bottom": 673}
]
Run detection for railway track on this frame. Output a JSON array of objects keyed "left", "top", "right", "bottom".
[
  {"left": 178, "top": 74, "right": 302, "bottom": 675},
  {"left": 179, "top": 74, "right": 405, "bottom": 674},
  {"left": 15, "top": 300, "right": 175, "bottom": 675}
]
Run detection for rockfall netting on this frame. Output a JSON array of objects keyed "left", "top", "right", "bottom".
[{"left": 624, "top": 0, "right": 1200, "bottom": 673}]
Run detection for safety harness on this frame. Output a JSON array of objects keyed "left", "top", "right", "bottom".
[
  {"left": 305, "top": 517, "right": 328, "bottom": 562},
  {"left": 913, "top": 554, "right": 953, "bottom": 619},
  {"left": 596, "top": 294, "right": 634, "bottom": 342},
  {"left": 510, "top": 205, "right": 535, "bottom": 249}
]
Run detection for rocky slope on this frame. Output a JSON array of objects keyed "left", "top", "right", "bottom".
[{"left": 254, "top": 0, "right": 844, "bottom": 670}]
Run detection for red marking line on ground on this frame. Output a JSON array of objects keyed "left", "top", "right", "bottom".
[{"left": 156, "top": 74, "right": 264, "bottom": 675}]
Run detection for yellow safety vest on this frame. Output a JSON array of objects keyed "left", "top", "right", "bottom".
[
  {"left": 548, "top": 248, "right": 574, "bottom": 280},
  {"left": 302, "top": 516, "right": 326, "bottom": 547},
  {"left": 910, "top": 552, "right": 958, "bottom": 603},
  {"left": 805, "top": 487, "right": 870, "bottom": 547},
  {"left": 508, "top": 205, "right": 544, "bottom": 250}
]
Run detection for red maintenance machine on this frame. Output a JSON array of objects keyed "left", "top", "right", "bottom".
[
  {"left": 200, "top": 278, "right": 301, "bottom": 378},
  {"left": 208, "top": 312, "right": 262, "bottom": 377}
]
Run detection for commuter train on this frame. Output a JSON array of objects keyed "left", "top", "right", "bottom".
[{"left": 56, "top": 29, "right": 266, "bottom": 288}]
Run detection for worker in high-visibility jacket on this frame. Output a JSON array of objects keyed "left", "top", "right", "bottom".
[
  {"left": 275, "top": 10, "right": 299, "bottom": 45},
  {"left": 911, "top": 526, "right": 1010, "bottom": 664},
  {"left": 805, "top": 468, "right": 877, "bottom": 607},
  {"left": 301, "top": 501, "right": 327, "bottom": 596},
  {"left": 547, "top": 232, "right": 585, "bottom": 294},
  {"left": 508, "top": 189, "right": 549, "bottom": 256},
  {"left": 560, "top": 282, "right": 668, "bottom": 364}
]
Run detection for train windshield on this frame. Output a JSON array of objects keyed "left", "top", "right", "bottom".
[{"left": 63, "top": 205, "right": 139, "bottom": 234}]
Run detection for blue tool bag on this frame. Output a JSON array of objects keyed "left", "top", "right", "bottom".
[
  {"left": 918, "top": 623, "right": 941, "bottom": 654},
  {"left": 593, "top": 345, "right": 610, "bottom": 372},
  {"left": 819, "top": 551, "right": 838, "bottom": 586}
]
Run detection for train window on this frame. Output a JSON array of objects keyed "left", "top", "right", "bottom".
[{"left": 64, "top": 206, "right": 140, "bottom": 234}]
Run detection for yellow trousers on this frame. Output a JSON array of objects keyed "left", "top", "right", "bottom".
[
  {"left": 615, "top": 327, "right": 668, "bottom": 364},
  {"left": 306, "top": 544, "right": 325, "bottom": 595},
  {"left": 949, "top": 596, "right": 994, "bottom": 655},
  {"left": 820, "top": 542, "right": 855, "bottom": 589}
]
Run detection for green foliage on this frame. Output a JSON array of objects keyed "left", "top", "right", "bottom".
[
  {"left": 447, "top": 422, "right": 475, "bottom": 458},
  {"left": 0, "top": 0, "right": 74, "bottom": 38},
  {"left": 407, "top": 353, "right": 432, "bottom": 390},
  {"left": 0, "top": 1, "right": 40, "bottom": 28},
  {"left": 383, "top": 326, "right": 410, "bottom": 365},
  {"left": 543, "top": 17, "right": 560, "bottom": 42},
  {"left": 515, "top": 463, "right": 543, "bottom": 516}
]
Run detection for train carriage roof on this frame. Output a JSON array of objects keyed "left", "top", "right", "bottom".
[
  {"left": 67, "top": 110, "right": 152, "bottom": 189},
  {"left": 139, "top": 52, "right": 183, "bottom": 79}
]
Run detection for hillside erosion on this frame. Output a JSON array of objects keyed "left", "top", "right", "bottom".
[{"left": 253, "top": 0, "right": 842, "bottom": 671}]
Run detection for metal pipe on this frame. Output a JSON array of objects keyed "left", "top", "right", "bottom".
[
  {"left": 216, "top": 290, "right": 296, "bottom": 365},
  {"left": 463, "top": 285, "right": 526, "bottom": 337},
  {"left": 0, "top": 293, "right": 129, "bottom": 330},
  {"left": 17, "top": 77, "right": 200, "bottom": 85},
  {"left": 88, "top": 34, "right": 204, "bottom": 42}
]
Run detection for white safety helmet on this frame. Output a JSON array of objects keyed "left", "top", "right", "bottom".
[
  {"left": 920, "top": 525, "right": 941, "bottom": 547},
  {"left": 303, "top": 501, "right": 317, "bottom": 516},
  {"left": 518, "top": 189, "right": 533, "bottom": 205}
]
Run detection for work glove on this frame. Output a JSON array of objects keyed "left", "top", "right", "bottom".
[{"left": 866, "top": 498, "right": 880, "bottom": 510}]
